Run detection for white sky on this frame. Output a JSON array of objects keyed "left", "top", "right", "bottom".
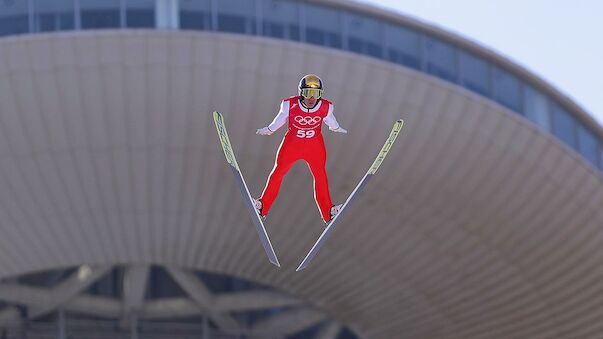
[{"left": 360, "top": 0, "right": 603, "bottom": 125}]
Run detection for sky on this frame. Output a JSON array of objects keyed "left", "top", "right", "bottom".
[{"left": 360, "top": 0, "right": 603, "bottom": 125}]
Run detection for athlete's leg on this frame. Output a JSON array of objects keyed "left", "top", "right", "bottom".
[
  {"left": 305, "top": 138, "right": 333, "bottom": 222},
  {"left": 260, "top": 137, "right": 298, "bottom": 216}
]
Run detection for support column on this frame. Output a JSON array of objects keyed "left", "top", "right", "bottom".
[
  {"left": 130, "top": 313, "right": 139, "bottom": 339},
  {"left": 57, "top": 309, "right": 66, "bottom": 339},
  {"left": 156, "top": 0, "right": 179, "bottom": 29},
  {"left": 202, "top": 316, "right": 210, "bottom": 339}
]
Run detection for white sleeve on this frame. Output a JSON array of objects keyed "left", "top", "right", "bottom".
[
  {"left": 267, "top": 100, "right": 289, "bottom": 132},
  {"left": 323, "top": 103, "right": 341, "bottom": 130}
]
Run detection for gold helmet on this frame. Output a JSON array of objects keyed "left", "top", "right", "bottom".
[{"left": 298, "top": 74, "right": 323, "bottom": 100}]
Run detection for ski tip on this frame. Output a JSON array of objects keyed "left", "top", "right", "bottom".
[{"left": 271, "top": 259, "right": 281, "bottom": 268}]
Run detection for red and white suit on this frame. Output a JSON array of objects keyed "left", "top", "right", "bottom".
[{"left": 259, "top": 96, "right": 342, "bottom": 221}]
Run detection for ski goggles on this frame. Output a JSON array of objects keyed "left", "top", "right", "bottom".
[{"left": 300, "top": 88, "right": 323, "bottom": 99}]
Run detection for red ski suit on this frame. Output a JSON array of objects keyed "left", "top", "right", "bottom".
[{"left": 260, "top": 96, "right": 341, "bottom": 221}]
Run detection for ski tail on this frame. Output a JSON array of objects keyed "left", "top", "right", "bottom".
[
  {"left": 296, "top": 119, "right": 404, "bottom": 271},
  {"left": 212, "top": 111, "right": 280, "bottom": 267}
]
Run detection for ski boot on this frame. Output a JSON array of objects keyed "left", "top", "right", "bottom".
[
  {"left": 325, "top": 204, "right": 343, "bottom": 225},
  {"left": 252, "top": 198, "right": 266, "bottom": 222}
]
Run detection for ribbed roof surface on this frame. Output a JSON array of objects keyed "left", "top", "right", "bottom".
[{"left": 0, "top": 31, "right": 601, "bottom": 338}]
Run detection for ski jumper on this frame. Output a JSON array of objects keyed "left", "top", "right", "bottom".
[{"left": 260, "top": 96, "right": 341, "bottom": 221}]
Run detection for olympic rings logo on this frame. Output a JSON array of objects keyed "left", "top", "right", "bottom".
[{"left": 294, "top": 116, "right": 322, "bottom": 125}]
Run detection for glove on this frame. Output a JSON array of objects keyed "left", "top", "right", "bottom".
[
  {"left": 330, "top": 126, "right": 348, "bottom": 134},
  {"left": 256, "top": 126, "right": 273, "bottom": 135}
]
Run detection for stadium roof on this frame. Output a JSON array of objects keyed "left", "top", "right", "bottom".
[{"left": 0, "top": 30, "right": 601, "bottom": 338}]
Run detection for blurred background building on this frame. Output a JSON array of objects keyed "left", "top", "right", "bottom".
[{"left": 0, "top": 0, "right": 602, "bottom": 338}]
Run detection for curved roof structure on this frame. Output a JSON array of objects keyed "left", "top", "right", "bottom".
[
  {"left": 0, "top": 30, "right": 601, "bottom": 339},
  {"left": 0, "top": 1, "right": 602, "bottom": 338}
]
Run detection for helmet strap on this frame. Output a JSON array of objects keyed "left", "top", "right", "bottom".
[{"left": 300, "top": 97, "right": 320, "bottom": 110}]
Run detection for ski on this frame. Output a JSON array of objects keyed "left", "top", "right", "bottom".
[
  {"left": 296, "top": 119, "right": 404, "bottom": 271},
  {"left": 213, "top": 111, "right": 280, "bottom": 267}
]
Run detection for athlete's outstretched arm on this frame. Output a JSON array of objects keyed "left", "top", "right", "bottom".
[
  {"left": 324, "top": 103, "right": 347, "bottom": 134},
  {"left": 257, "top": 100, "right": 289, "bottom": 135}
]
